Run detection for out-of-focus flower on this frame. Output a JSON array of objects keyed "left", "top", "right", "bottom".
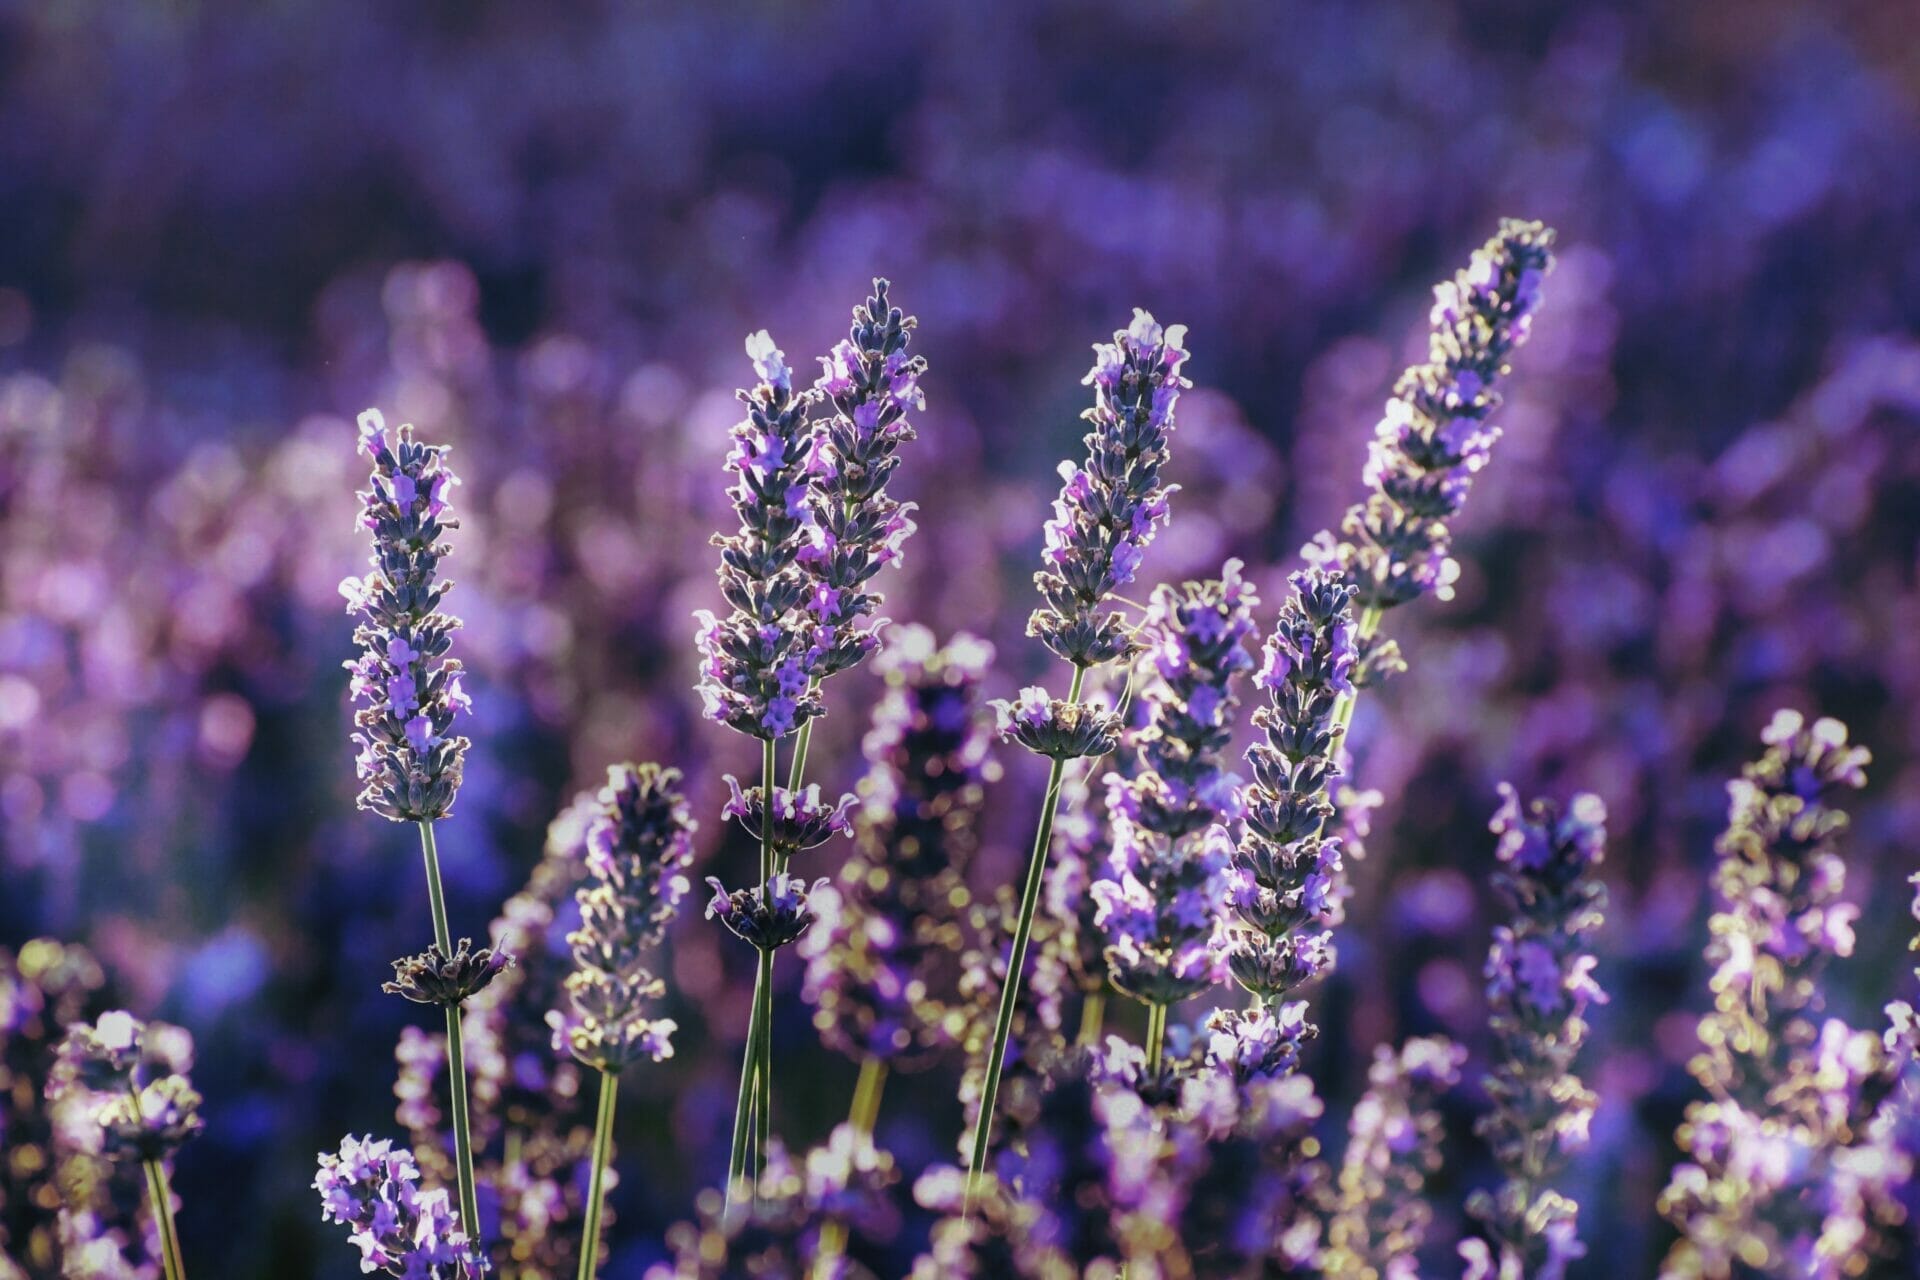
[
  {"left": 314, "top": 1134, "right": 487, "bottom": 1279},
  {"left": 342, "top": 409, "right": 473, "bottom": 822},
  {"left": 51, "top": 1012, "right": 204, "bottom": 1164}
]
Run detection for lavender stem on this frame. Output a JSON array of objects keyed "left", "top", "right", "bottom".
[
  {"left": 1145, "top": 1001, "right": 1167, "bottom": 1075},
  {"left": 575, "top": 1068, "right": 618, "bottom": 1280},
  {"left": 415, "top": 820, "right": 482, "bottom": 1248},
  {"left": 1076, "top": 991, "right": 1107, "bottom": 1047}
]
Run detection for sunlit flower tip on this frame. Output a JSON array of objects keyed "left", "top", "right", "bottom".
[
  {"left": 315, "top": 1134, "right": 487, "bottom": 1279},
  {"left": 705, "top": 873, "right": 829, "bottom": 951},
  {"left": 1224, "top": 929, "right": 1332, "bottom": 1002},
  {"left": 990, "top": 686, "right": 1120, "bottom": 760},
  {"left": 382, "top": 938, "right": 513, "bottom": 1007},
  {"left": 356, "top": 407, "right": 389, "bottom": 458},
  {"left": 745, "top": 329, "right": 791, "bottom": 392},
  {"left": 1204, "top": 1000, "right": 1313, "bottom": 1083},
  {"left": 721, "top": 774, "right": 856, "bottom": 856},
  {"left": 97, "top": 1075, "right": 206, "bottom": 1161}
]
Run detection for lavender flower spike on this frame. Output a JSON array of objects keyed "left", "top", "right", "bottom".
[
  {"left": 1461, "top": 785, "right": 1608, "bottom": 1280},
  {"left": 802, "top": 278, "right": 926, "bottom": 680},
  {"left": 1029, "top": 309, "right": 1190, "bottom": 668},
  {"left": 694, "top": 331, "right": 826, "bottom": 741},
  {"left": 315, "top": 1135, "right": 487, "bottom": 1279},
  {"left": 342, "top": 409, "right": 473, "bottom": 822},
  {"left": 1306, "top": 219, "right": 1556, "bottom": 617}
]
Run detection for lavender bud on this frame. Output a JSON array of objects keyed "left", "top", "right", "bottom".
[
  {"left": 341, "top": 409, "right": 472, "bottom": 822},
  {"left": 705, "top": 873, "right": 828, "bottom": 952},
  {"left": 314, "top": 1134, "right": 487, "bottom": 1278},
  {"left": 1029, "top": 310, "right": 1189, "bottom": 668},
  {"left": 383, "top": 938, "right": 514, "bottom": 1007},
  {"left": 720, "top": 776, "right": 856, "bottom": 860},
  {"left": 1093, "top": 821, "right": 1235, "bottom": 1008},
  {"left": 991, "top": 686, "right": 1121, "bottom": 761}
]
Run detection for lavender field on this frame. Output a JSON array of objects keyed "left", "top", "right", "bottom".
[{"left": 3, "top": 2, "right": 1920, "bottom": 1277}]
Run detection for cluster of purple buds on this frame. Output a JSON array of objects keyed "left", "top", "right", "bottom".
[
  {"left": 1029, "top": 309, "right": 1189, "bottom": 668},
  {"left": 384, "top": 938, "right": 513, "bottom": 1008},
  {"left": 694, "top": 332, "right": 828, "bottom": 741},
  {"left": 314, "top": 1135, "right": 487, "bottom": 1279},
  {"left": 1463, "top": 785, "right": 1608, "bottom": 1278},
  {"left": 1659, "top": 711, "right": 1909, "bottom": 1276},
  {"left": 801, "top": 278, "right": 926, "bottom": 680},
  {"left": 51, "top": 1011, "right": 204, "bottom": 1164},
  {"left": 341, "top": 409, "right": 473, "bottom": 821},
  {"left": 720, "top": 775, "right": 856, "bottom": 864},
  {"left": 991, "top": 686, "right": 1119, "bottom": 762},
  {"left": 1220, "top": 569, "right": 1356, "bottom": 1045},
  {"left": 1093, "top": 821, "right": 1235, "bottom": 1010},
  {"left": 559, "top": 763, "right": 696, "bottom": 1071},
  {"left": 706, "top": 872, "right": 828, "bottom": 952},
  {"left": 1305, "top": 219, "right": 1556, "bottom": 612},
  {"left": 801, "top": 627, "right": 998, "bottom": 1064},
  {"left": 1321, "top": 1036, "right": 1466, "bottom": 1279}
]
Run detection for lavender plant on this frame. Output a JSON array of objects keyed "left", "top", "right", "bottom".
[
  {"left": 1657, "top": 711, "right": 1909, "bottom": 1277},
  {"left": 965, "top": 308, "right": 1188, "bottom": 1205},
  {"left": 343, "top": 408, "right": 490, "bottom": 1245},
  {"left": 557, "top": 763, "right": 696, "bottom": 1279},
  {"left": 1460, "top": 786, "right": 1608, "bottom": 1280},
  {"left": 314, "top": 1135, "right": 487, "bottom": 1279},
  {"left": 50, "top": 1013, "right": 203, "bottom": 1280}
]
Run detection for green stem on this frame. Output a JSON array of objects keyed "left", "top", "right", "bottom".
[
  {"left": 848, "top": 1056, "right": 889, "bottom": 1136},
  {"left": 752, "top": 946, "right": 772, "bottom": 1187},
  {"left": 1076, "top": 991, "right": 1108, "bottom": 1048},
  {"left": 575, "top": 1068, "right": 619, "bottom": 1280},
  {"left": 1145, "top": 1002, "right": 1167, "bottom": 1075},
  {"left": 724, "top": 979, "right": 767, "bottom": 1211},
  {"left": 963, "top": 661, "right": 1088, "bottom": 1214},
  {"left": 142, "top": 1157, "right": 187, "bottom": 1280},
  {"left": 415, "top": 821, "right": 482, "bottom": 1249}
]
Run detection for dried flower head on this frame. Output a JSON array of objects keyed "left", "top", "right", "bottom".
[{"left": 383, "top": 938, "right": 514, "bottom": 1008}]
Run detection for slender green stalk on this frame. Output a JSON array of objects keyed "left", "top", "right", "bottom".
[
  {"left": 752, "top": 947, "right": 772, "bottom": 1177},
  {"left": 1145, "top": 1002, "right": 1167, "bottom": 1075},
  {"left": 726, "top": 737, "right": 782, "bottom": 1216},
  {"left": 724, "top": 973, "right": 767, "bottom": 1209},
  {"left": 964, "top": 662, "right": 1089, "bottom": 1213},
  {"left": 416, "top": 821, "right": 483, "bottom": 1248},
  {"left": 142, "top": 1157, "right": 186, "bottom": 1280},
  {"left": 575, "top": 1068, "right": 619, "bottom": 1280},
  {"left": 1076, "top": 991, "right": 1107, "bottom": 1048},
  {"left": 812, "top": 1058, "right": 891, "bottom": 1279},
  {"left": 1329, "top": 605, "right": 1383, "bottom": 736}
]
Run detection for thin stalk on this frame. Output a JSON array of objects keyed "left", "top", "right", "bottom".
[
  {"left": 1145, "top": 1002, "right": 1167, "bottom": 1075},
  {"left": 142, "top": 1157, "right": 186, "bottom": 1280},
  {"left": 1076, "top": 991, "right": 1108, "bottom": 1048},
  {"left": 724, "top": 971, "right": 768, "bottom": 1210},
  {"left": 416, "top": 821, "right": 482, "bottom": 1249},
  {"left": 752, "top": 947, "right": 772, "bottom": 1180},
  {"left": 575, "top": 1068, "right": 619, "bottom": 1280},
  {"left": 963, "top": 661, "right": 1089, "bottom": 1213}
]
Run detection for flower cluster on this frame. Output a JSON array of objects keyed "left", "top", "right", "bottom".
[
  {"left": 1320, "top": 1036, "right": 1466, "bottom": 1278},
  {"left": 559, "top": 763, "right": 696, "bottom": 1072},
  {"left": 1029, "top": 309, "right": 1190, "bottom": 668},
  {"left": 1659, "top": 711, "right": 1910, "bottom": 1276},
  {"left": 1093, "top": 821, "right": 1235, "bottom": 1009},
  {"left": 801, "top": 627, "right": 998, "bottom": 1064},
  {"left": 1218, "top": 569, "right": 1356, "bottom": 1054},
  {"left": 694, "top": 332, "right": 827, "bottom": 740},
  {"left": 720, "top": 776, "right": 856, "bottom": 864},
  {"left": 802, "top": 278, "right": 926, "bottom": 679},
  {"left": 1462, "top": 785, "right": 1608, "bottom": 1280},
  {"left": 51, "top": 1011, "right": 204, "bottom": 1164},
  {"left": 705, "top": 872, "right": 828, "bottom": 952},
  {"left": 384, "top": 937, "right": 513, "bottom": 1007},
  {"left": 991, "top": 686, "right": 1120, "bottom": 761},
  {"left": 341, "top": 409, "right": 473, "bottom": 822},
  {"left": 314, "top": 1135, "right": 487, "bottom": 1279},
  {"left": 1305, "top": 219, "right": 1556, "bottom": 613}
]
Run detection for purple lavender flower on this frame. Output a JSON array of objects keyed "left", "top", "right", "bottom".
[
  {"left": 990, "top": 686, "right": 1120, "bottom": 761},
  {"left": 384, "top": 938, "right": 513, "bottom": 1008},
  {"left": 52, "top": 1012, "right": 204, "bottom": 1163},
  {"left": 705, "top": 872, "right": 828, "bottom": 952},
  {"left": 1659, "top": 711, "right": 1908, "bottom": 1277},
  {"left": 1093, "top": 821, "right": 1234, "bottom": 1010},
  {"left": 1304, "top": 220, "right": 1556, "bottom": 615},
  {"left": 1463, "top": 785, "right": 1608, "bottom": 1278},
  {"left": 559, "top": 763, "right": 696, "bottom": 1072},
  {"left": 341, "top": 409, "right": 473, "bottom": 822},
  {"left": 314, "top": 1134, "right": 487, "bottom": 1279},
  {"left": 1028, "top": 309, "right": 1190, "bottom": 668},
  {"left": 694, "top": 332, "right": 826, "bottom": 741},
  {"left": 1321, "top": 1036, "right": 1466, "bottom": 1279},
  {"left": 720, "top": 775, "right": 856, "bottom": 862},
  {"left": 801, "top": 279, "right": 926, "bottom": 680},
  {"left": 800, "top": 627, "right": 997, "bottom": 1065}
]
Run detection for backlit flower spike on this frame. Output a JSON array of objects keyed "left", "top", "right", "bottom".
[
  {"left": 1464, "top": 785, "right": 1608, "bottom": 1277},
  {"left": 1658, "top": 711, "right": 1910, "bottom": 1278},
  {"left": 314, "top": 1134, "right": 488, "bottom": 1279},
  {"left": 341, "top": 408, "right": 473, "bottom": 822},
  {"left": 802, "top": 278, "right": 927, "bottom": 679},
  {"left": 1028, "top": 309, "right": 1190, "bottom": 669},
  {"left": 560, "top": 763, "right": 697, "bottom": 1072},
  {"left": 1306, "top": 219, "right": 1556, "bottom": 619},
  {"left": 1093, "top": 821, "right": 1236, "bottom": 1010},
  {"left": 694, "top": 332, "right": 826, "bottom": 741}
]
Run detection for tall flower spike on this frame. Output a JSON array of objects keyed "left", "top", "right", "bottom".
[
  {"left": 694, "top": 332, "right": 826, "bottom": 741},
  {"left": 315, "top": 1135, "right": 487, "bottom": 1279},
  {"left": 1461, "top": 786, "right": 1608, "bottom": 1280},
  {"left": 559, "top": 763, "right": 697, "bottom": 1072},
  {"left": 1659, "top": 711, "right": 1908, "bottom": 1277},
  {"left": 342, "top": 409, "right": 472, "bottom": 821},
  {"left": 1215, "top": 568, "right": 1356, "bottom": 1071},
  {"left": 1029, "top": 309, "right": 1190, "bottom": 668},
  {"left": 803, "top": 278, "right": 926, "bottom": 680},
  {"left": 1306, "top": 220, "right": 1556, "bottom": 618}
]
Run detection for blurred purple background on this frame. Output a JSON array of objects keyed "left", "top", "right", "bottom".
[{"left": 3, "top": 1, "right": 1919, "bottom": 1275}]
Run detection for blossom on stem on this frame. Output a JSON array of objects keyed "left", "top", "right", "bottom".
[
  {"left": 706, "top": 873, "right": 828, "bottom": 952},
  {"left": 802, "top": 278, "right": 926, "bottom": 679},
  {"left": 694, "top": 332, "right": 827, "bottom": 740},
  {"left": 51, "top": 1012, "right": 204, "bottom": 1164},
  {"left": 1305, "top": 220, "right": 1557, "bottom": 616},
  {"left": 1029, "top": 309, "right": 1190, "bottom": 667},
  {"left": 1461, "top": 785, "right": 1608, "bottom": 1279},
  {"left": 991, "top": 687, "right": 1119, "bottom": 761},
  {"left": 341, "top": 409, "right": 472, "bottom": 822},
  {"left": 314, "top": 1134, "right": 487, "bottom": 1279},
  {"left": 383, "top": 938, "right": 513, "bottom": 1008},
  {"left": 557, "top": 763, "right": 696, "bottom": 1072},
  {"left": 720, "top": 776, "right": 856, "bottom": 862}
]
